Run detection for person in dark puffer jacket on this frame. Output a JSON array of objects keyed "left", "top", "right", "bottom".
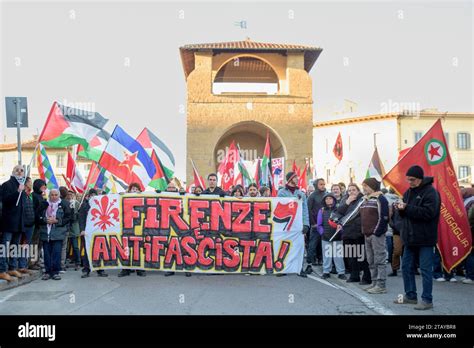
[
  {"left": 316, "top": 193, "right": 346, "bottom": 280},
  {"left": 18, "top": 177, "right": 36, "bottom": 274},
  {"left": 395, "top": 165, "right": 440, "bottom": 310},
  {"left": 336, "top": 183, "right": 371, "bottom": 285}
]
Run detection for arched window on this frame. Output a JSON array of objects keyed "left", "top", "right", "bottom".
[{"left": 213, "top": 57, "right": 279, "bottom": 95}]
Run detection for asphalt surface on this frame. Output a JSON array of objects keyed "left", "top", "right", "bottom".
[{"left": 0, "top": 264, "right": 472, "bottom": 315}]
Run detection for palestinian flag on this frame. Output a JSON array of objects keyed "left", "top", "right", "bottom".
[
  {"left": 36, "top": 144, "right": 59, "bottom": 190},
  {"left": 136, "top": 128, "right": 175, "bottom": 178},
  {"left": 39, "top": 102, "right": 108, "bottom": 149},
  {"left": 384, "top": 119, "right": 471, "bottom": 272},
  {"left": 236, "top": 144, "right": 253, "bottom": 187},
  {"left": 77, "top": 129, "right": 110, "bottom": 162},
  {"left": 148, "top": 149, "right": 170, "bottom": 191},
  {"left": 365, "top": 147, "right": 386, "bottom": 181}
]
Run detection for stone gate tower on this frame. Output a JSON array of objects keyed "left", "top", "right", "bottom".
[{"left": 180, "top": 39, "right": 322, "bottom": 185}]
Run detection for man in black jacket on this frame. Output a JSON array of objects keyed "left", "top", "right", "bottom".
[
  {"left": 202, "top": 173, "right": 226, "bottom": 196},
  {"left": 306, "top": 178, "right": 327, "bottom": 268},
  {"left": 394, "top": 165, "right": 440, "bottom": 310},
  {"left": 0, "top": 165, "right": 27, "bottom": 282}
]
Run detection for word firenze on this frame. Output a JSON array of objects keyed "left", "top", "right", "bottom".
[{"left": 91, "top": 196, "right": 292, "bottom": 273}]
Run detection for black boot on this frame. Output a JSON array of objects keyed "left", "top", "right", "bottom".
[
  {"left": 164, "top": 271, "right": 175, "bottom": 277},
  {"left": 388, "top": 270, "right": 398, "bottom": 277},
  {"left": 118, "top": 269, "right": 131, "bottom": 277},
  {"left": 136, "top": 270, "right": 146, "bottom": 277},
  {"left": 97, "top": 270, "right": 108, "bottom": 277}
]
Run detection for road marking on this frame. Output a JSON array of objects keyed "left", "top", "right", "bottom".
[
  {"left": 0, "top": 287, "right": 21, "bottom": 303},
  {"left": 306, "top": 270, "right": 394, "bottom": 315}
]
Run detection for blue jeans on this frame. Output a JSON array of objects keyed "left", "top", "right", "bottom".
[
  {"left": 322, "top": 240, "right": 345, "bottom": 274},
  {"left": 18, "top": 226, "right": 34, "bottom": 269},
  {"left": 433, "top": 248, "right": 455, "bottom": 279},
  {"left": 402, "top": 246, "right": 434, "bottom": 304},
  {"left": 0, "top": 232, "right": 22, "bottom": 273},
  {"left": 386, "top": 235, "right": 393, "bottom": 263},
  {"left": 43, "top": 240, "right": 63, "bottom": 276}
]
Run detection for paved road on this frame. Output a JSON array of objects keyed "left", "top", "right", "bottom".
[{"left": 0, "top": 265, "right": 472, "bottom": 315}]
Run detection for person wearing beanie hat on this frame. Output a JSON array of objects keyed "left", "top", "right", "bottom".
[
  {"left": 359, "top": 177, "right": 389, "bottom": 294},
  {"left": 394, "top": 165, "right": 441, "bottom": 310},
  {"left": 406, "top": 165, "right": 424, "bottom": 179},
  {"left": 277, "top": 171, "right": 310, "bottom": 278},
  {"left": 362, "top": 177, "right": 381, "bottom": 192}
]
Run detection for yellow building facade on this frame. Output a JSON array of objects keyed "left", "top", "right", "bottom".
[{"left": 313, "top": 112, "right": 474, "bottom": 186}]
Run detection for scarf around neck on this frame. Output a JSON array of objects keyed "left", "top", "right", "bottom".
[{"left": 46, "top": 199, "right": 60, "bottom": 234}]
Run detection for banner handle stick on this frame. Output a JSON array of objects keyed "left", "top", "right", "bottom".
[{"left": 16, "top": 143, "right": 38, "bottom": 206}]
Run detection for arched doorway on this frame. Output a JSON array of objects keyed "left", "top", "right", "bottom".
[
  {"left": 213, "top": 121, "right": 286, "bottom": 171},
  {"left": 212, "top": 56, "right": 279, "bottom": 95}
]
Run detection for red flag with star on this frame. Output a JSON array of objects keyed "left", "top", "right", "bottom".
[{"left": 383, "top": 119, "right": 471, "bottom": 272}]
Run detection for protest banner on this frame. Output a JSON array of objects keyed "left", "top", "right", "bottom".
[{"left": 85, "top": 193, "right": 304, "bottom": 274}]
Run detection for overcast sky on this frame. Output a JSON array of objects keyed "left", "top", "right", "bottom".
[{"left": 1, "top": 0, "right": 472, "bottom": 179}]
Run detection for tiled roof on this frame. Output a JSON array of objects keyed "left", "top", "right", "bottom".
[
  {"left": 180, "top": 39, "right": 322, "bottom": 78},
  {"left": 0, "top": 136, "right": 64, "bottom": 151},
  {"left": 313, "top": 112, "right": 474, "bottom": 127}
]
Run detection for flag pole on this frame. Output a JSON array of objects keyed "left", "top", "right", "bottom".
[
  {"left": 16, "top": 143, "right": 39, "bottom": 206},
  {"left": 80, "top": 162, "right": 100, "bottom": 207}
]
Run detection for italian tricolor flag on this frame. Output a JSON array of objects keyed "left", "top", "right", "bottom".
[{"left": 39, "top": 102, "right": 109, "bottom": 149}]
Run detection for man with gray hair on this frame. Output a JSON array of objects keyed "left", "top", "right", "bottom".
[{"left": 0, "top": 165, "right": 27, "bottom": 282}]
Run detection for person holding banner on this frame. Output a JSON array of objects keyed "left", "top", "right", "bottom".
[
  {"left": 0, "top": 165, "right": 27, "bottom": 282},
  {"left": 247, "top": 183, "right": 259, "bottom": 198},
  {"left": 118, "top": 183, "right": 147, "bottom": 277},
  {"left": 394, "top": 165, "right": 440, "bottom": 310},
  {"left": 277, "top": 171, "right": 309, "bottom": 278},
  {"left": 79, "top": 189, "right": 108, "bottom": 278},
  {"left": 203, "top": 173, "right": 226, "bottom": 196}
]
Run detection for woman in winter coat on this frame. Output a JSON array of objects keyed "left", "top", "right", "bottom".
[
  {"left": 335, "top": 183, "right": 371, "bottom": 285},
  {"left": 316, "top": 193, "right": 346, "bottom": 279},
  {"left": 39, "top": 189, "right": 71, "bottom": 280}
]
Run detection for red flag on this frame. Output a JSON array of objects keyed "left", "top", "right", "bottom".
[
  {"left": 384, "top": 119, "right": 471, "bottom": 272},
  {"left": 190, "top": 159, "right": 206, "bottom": 191},
  {"left": 84, "top": 162, "right": 101, "bottom": 190},
  {"left": 219, "top": 141, "right": 238, "bottom": 191},
  {"left": 66, "top": 151, "right": 85, "bottom": 193},
  {"left": 292, "top": 160, "right": 301, "bottom": 177},
  {"left": 333, "top": 132, "right": 343, "bottom": 162},
  {"left": 398, "top": 147, "right": 412, "bottom": 161},
  {"left": 298, "top": 161, "right": 309, "bottom": 191}
]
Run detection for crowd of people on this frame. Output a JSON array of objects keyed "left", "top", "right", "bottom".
[{"left": 0, "top": 163, "right": 473, "bottom": 311}]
